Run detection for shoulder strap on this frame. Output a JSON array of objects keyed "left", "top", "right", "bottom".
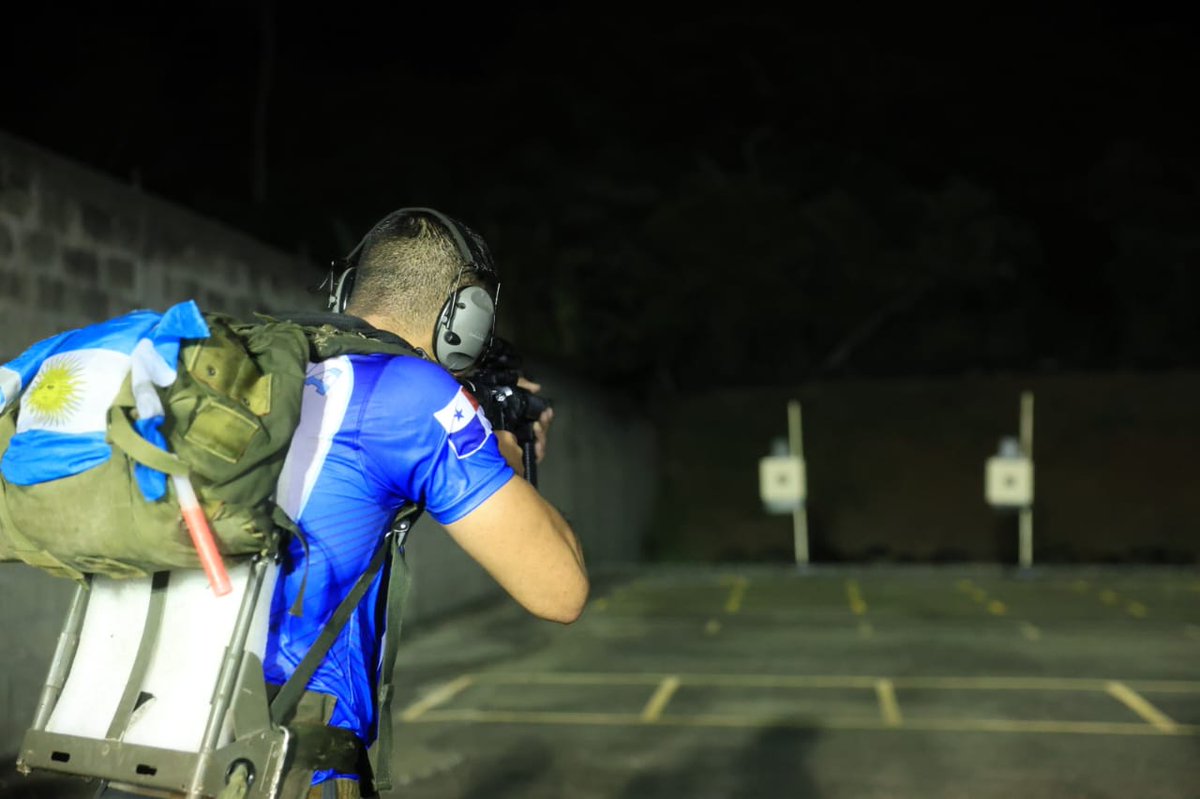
[
  {"left": 268, "top": 503, "right": 422, "bottom": 728},
  {"left": 107, "top": 406, "right": 189, "bottom": 475},
  {"left": 254, "top": 311, "right": 424, "bottom": 362},
  {"left": 268, "top": 531, "right": 390, "bottom": 725},
  {"left": 369, "top": 508, "right": 418, "bottom": 793}
]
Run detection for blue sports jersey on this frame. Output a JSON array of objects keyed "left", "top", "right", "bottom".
[{"left": 263, "top": 351, "right": 513, "bottom": 780}]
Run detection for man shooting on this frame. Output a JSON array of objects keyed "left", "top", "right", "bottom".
[
  {"left": 81, "top": 208, "right": 587, "bottom": 798},
  {"left": 260, "top": 207, "right": 588, "bottom": 797}
]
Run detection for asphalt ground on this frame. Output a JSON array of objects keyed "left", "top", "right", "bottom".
[
  {"left": 382, "top": 566, "right": 1200, "bottom": 799},
  {"left": 7, "top": 566, "right": 1199, "bottom": 798}
]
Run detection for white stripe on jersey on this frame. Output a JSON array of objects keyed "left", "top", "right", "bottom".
[{"left": 275, "top": 357, "right": 354, "bottom": 520}]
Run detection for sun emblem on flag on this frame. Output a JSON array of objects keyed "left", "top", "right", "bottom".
[{"left": 26, "top": 356, "right": 85, "bottom": 426}]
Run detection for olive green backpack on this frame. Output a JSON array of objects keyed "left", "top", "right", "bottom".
[{"left": 0, "top": 311, "right": 418, "bottom": 579}]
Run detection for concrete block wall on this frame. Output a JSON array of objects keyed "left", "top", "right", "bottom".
[
  {"left": 0, "top": 132, "right": 311, "bottom": 359},
  {"left": 0, "top": 131, "right": 656, "bottom": 759}
]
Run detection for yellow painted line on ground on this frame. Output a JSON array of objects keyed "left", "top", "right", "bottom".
[
  {"left": 897, "top": 718, "right": 1197, "bottom": 737},
  {"left": 400, "top": 675, "right": 474, "bottom": 721},
  {"left": 1099, "top": 589, "right": 1119, "bottom": 606},
  {"left": 640, "top": 676, "right": 682, "bottom": 722},
  {"left": 478, "top": 672, "right": 664, "bottom": 686},
  {"left": 875, "top": 679, "right": 903, "bottom": 727},
  {"left": 1106, "top": 681, "right": 1179, "bottom": 733},
  {"left": 858, "top": 620, "right": 874, "bottom": 639},
  {"left": 704, "top": 619, "right": 722, "bottom": 636},
  {"left": 465, "top": 671, "right": 1200, "bottom": 693},
  {"left": 845, "top": 579, "right": 868, "bottom": 615},
  {"left": 724, "top": 577, "right": 748, "bottom": 614},
  {"left": 413, "top": 710, "right": 1200, "bottom": 737},
  {"left": 1127, "top": 601, "right": 1148, "bottom": 618},
  {"left": 421, "top": 709, "right": 641, "bottom": 726},
  {"left": 955, "top": 581, "right": 1005, "bottom": 615},
  {"left": 905, "top": 676, "right": 1200, "bottom": 694},
  {"left": 463, "top": 671, "right": 1200, "bottom": 691},
  {"left": 893, "top": 675, "right": 1112, "bottom": 691},
  {"left": 473, "top": 672, "right": 878, "bottom": 689},
  {"left": 1019, "top": 622, "right": 1041, "bottom": 642}
]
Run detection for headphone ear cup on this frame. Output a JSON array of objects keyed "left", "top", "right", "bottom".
[
  {"left": 330, "top": 267, "right": 357, "bottom": 313},
  {"left": 433, "top": 286, "right": 496, "bottom": 371}
]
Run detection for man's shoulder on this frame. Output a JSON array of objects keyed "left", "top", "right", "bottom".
[
  {"left": 342, "top": 351, "right": 462, "bottom": 419},
  {"left": 349, "top": 351, "right": 454, "bottom": 390}
]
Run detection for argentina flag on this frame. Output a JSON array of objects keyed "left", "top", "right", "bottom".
[{"left": 0, "top": 301, "right": 210, "bottom": 501}]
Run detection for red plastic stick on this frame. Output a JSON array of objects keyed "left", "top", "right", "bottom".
[{"left": 172, "top": 474, "right": 232, "bottom": 596}]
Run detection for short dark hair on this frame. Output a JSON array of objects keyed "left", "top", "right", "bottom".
[{"left": 346, "top": 212, "right": 492, "bottom": 324}]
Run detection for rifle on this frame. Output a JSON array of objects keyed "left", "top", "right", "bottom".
[{"left": 458, "top": 336, "right": 551, "bottom": 487}]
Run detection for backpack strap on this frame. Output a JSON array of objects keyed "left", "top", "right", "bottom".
[
  {"left": 268, "top": 503, "right": 422, "bottom": 731},
  {"left": 369, "top": 507, "right": 418, "bottom": 793},
  {"left": 106, "top": 405, "right": 189, "bottom": 476},
  {"left": 256, "top": 311, "right": 424, "bottom": 362},
  {"left": 268, "top": 528, "right": 390, "bottom": 726},
  {"left": 105, "top": 571, "right": 170, "bottom": 738},
  {"left": 255, "top": 313, "right": 424, "bottom": 788}
]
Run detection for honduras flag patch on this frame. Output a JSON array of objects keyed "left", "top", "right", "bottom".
[
  {"left": 0, "top": 301, "right": 210, "bottom": 501},
  {"left": 433, "top": 386, "right": 493, "bottom": 459}
]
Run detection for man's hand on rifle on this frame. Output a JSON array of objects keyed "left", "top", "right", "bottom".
[
  {"left": 458, "top": 336, "right": 553, "bottom": 484},
  {"left": 497, "top": 377, "right": 553, "bottom": 478},
  {"left": 517, "top": 376, "right": 554, "bottom": 464}
]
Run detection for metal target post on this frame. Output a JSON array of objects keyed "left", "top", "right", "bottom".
[
  {"left": 759, "top": 400, "right": 810, "bottom": 566},
  {"left": 788, "top": 400, "right": 809, "bottom": 565},
  {"left": 984, "top": 391, "right": 1036, "bottom": 570},
  {"left": 1018, "top": 391, "right": 1035, "bottom": 570}
]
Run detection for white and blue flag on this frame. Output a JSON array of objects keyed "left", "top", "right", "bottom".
[
  {"left": 0, "top": 301, "right": 210, "bottom": 501},
  {"left": 432, "top": 385, "right": 494, "bottom": 459}
]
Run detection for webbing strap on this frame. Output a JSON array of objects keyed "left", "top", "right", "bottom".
[
  {"left": 290, "top": 722, "right": 367, "bottom": 776},
  {"left": 370, "top": 512, "right": 416, "bottom": 793},
  {"left": 106, "top": 405, "right": 189, "bottom": 476},
  {"left": 270, "top": 530, "right": 392, "bottom": 725},
  {"left": 106, "top": 571, "right": 170, "bottom": 738},
  {"left": 268, "top": 503, "right": 421, "bottom": 793}
]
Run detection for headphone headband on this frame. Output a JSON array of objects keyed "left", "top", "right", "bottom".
[
  {"left": 341, "top": 207, "right": 497, "bottom": 284},
  {"left": 327, "top": 207, "right": 500, "bottom": 372}
]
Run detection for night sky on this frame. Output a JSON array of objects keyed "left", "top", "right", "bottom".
[{"left": 3, "top": 4, "right": 1197, "bottom": 389}]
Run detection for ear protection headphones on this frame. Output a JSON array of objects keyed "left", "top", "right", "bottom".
[{"left": 327, "top": 207, "right": 500, "bottom": 372}]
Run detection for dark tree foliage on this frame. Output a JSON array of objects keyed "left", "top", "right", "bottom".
[{"left": 2, "top": 6, "right": 1196, "bottom": 390}]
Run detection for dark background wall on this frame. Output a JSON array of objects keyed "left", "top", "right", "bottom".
[{"left": 654, "top": 372, "right": 1199, "bottom": 565}]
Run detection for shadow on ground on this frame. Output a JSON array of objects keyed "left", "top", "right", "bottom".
[{"left": 617, "top": 724, "right": 820, "bottom": 799}]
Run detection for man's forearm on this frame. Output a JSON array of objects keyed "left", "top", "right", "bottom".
[{"left": 544, "top": 500, "right": 586, "bottom": 573}]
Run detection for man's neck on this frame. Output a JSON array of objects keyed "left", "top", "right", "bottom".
[{"left": 359, "top": 313, "right": 434, "bottom": 359}]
